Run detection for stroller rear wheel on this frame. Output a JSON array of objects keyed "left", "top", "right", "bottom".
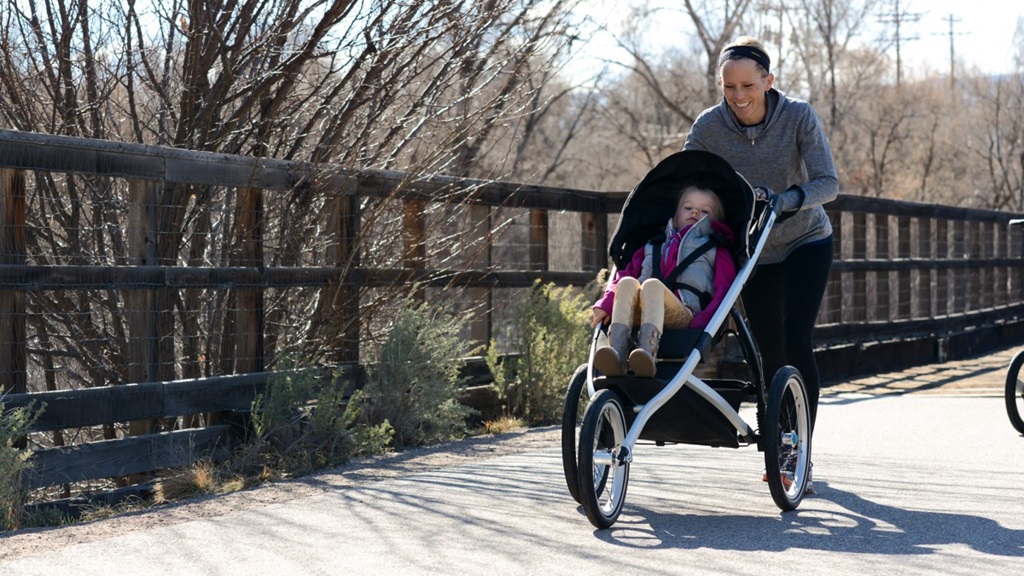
[
  {"left": 561, "top": 363, "right": 590, "bottom": 503},
  {"left": 578, "top": 389, "right": 629, "bottom": 529},
  {"left": 1005, "top": 350, "right": 1024, "bottom": 434},
  {"left": 764, "top": 366, "right": 811, "bottom": 511}
]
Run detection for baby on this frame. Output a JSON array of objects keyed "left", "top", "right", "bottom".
[{"left": 591, "top": 186, "right": 737, "bottom": 377}]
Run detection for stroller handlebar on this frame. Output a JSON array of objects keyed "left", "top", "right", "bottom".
[{"left": 756, "top": 190, "right": 784, "bottom": 218}]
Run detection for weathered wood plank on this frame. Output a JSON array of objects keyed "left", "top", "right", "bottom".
[
  {"left": 814, "top": 303, "right": 1024, "bottom": 341},
  {"left": 8, "top": 259, "right": 1022, "bottom": 291},
  {"left": 0, "top": 130, "right": 620, "bottom": 211},
  {"left": 831, "top": 194, "right": 1024, "bottom": 222},
  {"left": 24, "top": 426, "right": 231, "bottom": 489},
  {"left": 4, "top": 373, "right": 276, "bottom": 432},
  {"left": 0, "top": 264, "right": 598, "bottom": 289},
  {"left": 0, "top": 129, "right": 301, "bottom": 190}
]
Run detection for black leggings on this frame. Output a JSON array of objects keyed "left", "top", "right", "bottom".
[{"left": 742, "top": 236, "right": 833, "bottom": 430}]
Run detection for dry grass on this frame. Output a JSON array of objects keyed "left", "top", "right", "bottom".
[
  {"left": 153, "top": 461, "right": 219, "bottom": 504},
  {"left": 480, "top": 417, "right": 525, "bottom": 435}
]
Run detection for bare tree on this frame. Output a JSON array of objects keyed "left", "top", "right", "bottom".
[
  {"left": 785, "top": 0, "right": 882, "bottom": 132},
  {"left": 0, "top": 0, "right": 587, "bottom": 393}
]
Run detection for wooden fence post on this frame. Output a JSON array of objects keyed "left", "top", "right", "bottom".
[
  {"left": 936, "top": 219, "right": 949, "bottom": 316},
  {"left": 581, "top": 212, "right": 608, "bottom": 273},
  {"left": 231, "top": 187, "right": 265, "bottom": 374},
  {"left": 326, "top": 179, "right": 361, "bottom": 364},
  {"left": 1013, "top": 224, "right": 1024, "bottom": 303},
  {"left": 127, "top": 179, "right": 160, "bottom": 436},
  {"left": 952, "top": 221, "right": 966, "bottom": 313},
  {"left": 917, "top": 217, "right": 933, "bottom": 318},
  {"left": 528, "top": 209, "right": 548, "bottom": 272},
  {"left": 403, "top": 199, "right": 426, "bottom": 301},
  {"left": 874, "top": 213, "right": 891, "bottom": 322},
  {"left": 968, "top": 221, "right": 982, "bottom": 310},
  {"left": 468, "top": 204, "right": 492, "bottom": 347},
  {"left": 851, "top": 212, "right": 868, "bottom": 323},
  {"left": 897, "top": 216, "right": 911, "bottom": 319},
  {"left": 980, "top": 221, "right": 994, "bottom": 309},
  {"left": 0, "top": 168, "right": 26, "bottom": 396}
]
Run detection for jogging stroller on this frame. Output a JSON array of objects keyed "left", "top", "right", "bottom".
[{"left": 561, "top": 150, "right": 812, "bottom": 529}]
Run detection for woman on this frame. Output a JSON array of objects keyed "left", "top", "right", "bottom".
[{"left": 684, "top": 37, "right": 838, "bottom": 492}]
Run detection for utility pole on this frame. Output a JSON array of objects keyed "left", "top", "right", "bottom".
[
  {"left": 941, "top": 14, "right": 967, "bottom": 90},
  {"left": 878, "top": 0, "right": 922, "bottom": 87}
]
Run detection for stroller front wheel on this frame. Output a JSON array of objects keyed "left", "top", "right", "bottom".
[{"left": 577, "top": 389, "right": 630, "bottom": 529}]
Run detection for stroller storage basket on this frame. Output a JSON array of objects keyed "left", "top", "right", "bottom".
[{"left": 595, "top": 377, "right": 756, "bottom": 448}]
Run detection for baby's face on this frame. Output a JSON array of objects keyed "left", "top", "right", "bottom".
[{"left": 675, "top": 190, "right": 721, "bottom": 228}]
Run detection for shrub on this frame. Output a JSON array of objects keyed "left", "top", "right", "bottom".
[
  {"left": 487, "top": 280, "right": 593, "bottom": 425},
  {"left": 243, "top": 293, "right": 476, "bottom": 475},
  {"left": 353, "top": 296, "right": 477, "bottom": 448},
  {"left": 247, "top": 363, "right": 394, "bottom": 477},
  {"left": 1, "top": 399, "right": 41, "bottom": 532}
]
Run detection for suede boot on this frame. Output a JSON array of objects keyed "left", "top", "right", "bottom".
[
  {"left": 628, "top": 323, "right": 661, "bottom": 378},
  {"left": 594, "top": 323, "right": 630, "bottom": 376}
]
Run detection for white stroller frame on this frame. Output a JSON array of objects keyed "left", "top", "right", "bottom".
[{"left": 561, "top": 153, "right": 813, "bottom": 529}]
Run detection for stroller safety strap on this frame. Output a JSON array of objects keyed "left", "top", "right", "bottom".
[{"left": 651, "top": 233, "right": 726, "bottom": 308}]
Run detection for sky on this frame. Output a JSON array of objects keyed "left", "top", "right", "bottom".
[
  {"left": 899, "top": 0, "right": 1023, "bottom": 75},
  {"left": 571, "top": 0, "right": 1023, "bottom": 81}
]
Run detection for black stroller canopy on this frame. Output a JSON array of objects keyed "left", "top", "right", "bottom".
[{"left": 608, "top": 150, "right": 755, "bottom": 270}]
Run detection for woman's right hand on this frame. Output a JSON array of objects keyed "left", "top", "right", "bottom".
[{"left": 591, "top": 308, "right": 608, "bottom": 328}]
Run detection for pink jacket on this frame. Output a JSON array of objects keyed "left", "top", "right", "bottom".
[{"left": 593, "top": 218, "right": 737, "bottom": 330}]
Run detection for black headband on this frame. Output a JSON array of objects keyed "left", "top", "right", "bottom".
[{"left": 719, "top": 45, "right": 771, "bottom": 73}]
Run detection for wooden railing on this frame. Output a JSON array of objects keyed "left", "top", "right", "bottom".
[
  {"left": 2, "top": 129, "right": 1024, "bottom": 496},
  {"left": 819, "top": 197, "right": 1024, "bottom": 374}
]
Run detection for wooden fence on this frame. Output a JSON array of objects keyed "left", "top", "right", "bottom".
[{"left": 2, "top": 129, "right": 1024, "bottom": 498}]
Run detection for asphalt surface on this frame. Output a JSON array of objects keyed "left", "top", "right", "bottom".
[{"left": 2, "top": 346, "right": 1024, "bottom": 575}]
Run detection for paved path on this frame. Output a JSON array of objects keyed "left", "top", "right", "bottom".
[{"left": 2, "top": 345, "right": 1023, "bottom": 575}]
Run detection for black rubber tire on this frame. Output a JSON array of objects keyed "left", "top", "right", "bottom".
[
  {"left": 561, "top": 363, "right": 590, "bottom": 503},
  {"left": 577, "top": 389, "right": 629, "bottom": 529},
  {"left": 1006, "top": 350, "right": 1024, "bottom": 435},
  {"left": 764, "top": 366, "right": 812, "bottom": 511}
]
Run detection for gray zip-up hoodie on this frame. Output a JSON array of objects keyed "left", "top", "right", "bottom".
[{"left": 684, "top": 88, "right": 838, "bottom": 264}]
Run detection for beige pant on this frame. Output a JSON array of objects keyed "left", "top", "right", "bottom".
[{"left": 610, "top": 277, "right": 694, "bottom": 330}]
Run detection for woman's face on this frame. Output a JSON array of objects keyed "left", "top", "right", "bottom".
[{"left": 719, "top": 58, "right": 774, "bottom": 126}]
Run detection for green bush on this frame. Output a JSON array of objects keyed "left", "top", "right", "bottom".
[
  {"left": 353, "top": 296, "right": 477, "bottom": 448},
  {"left": 244, "top": 293, "right": 477, "bottom": 475},
  {"left": 487, "top": 280, "right": 593, "bottom": 425},
  {"left": 1, "top": 399, "right": 41, "bottom": 532},
  {"left": 248, "top": 365, "right": 392, "bottom": 477}
]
